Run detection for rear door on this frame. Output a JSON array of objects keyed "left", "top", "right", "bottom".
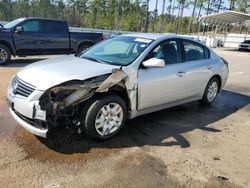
[
  {"left": 178, "top": 39, "right": 213, "bottom": 98},
  {"left": 13, "top": 19, "right": 42, "bottom": 55},
  {"left": 40, "top": 20, "right": 69, "bottom": 54}
]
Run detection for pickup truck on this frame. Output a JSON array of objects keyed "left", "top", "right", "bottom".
[{"left": 0, "top": 18, "right": 104, "bottom": 65}]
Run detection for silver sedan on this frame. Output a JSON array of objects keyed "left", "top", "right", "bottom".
[{"left": 7, "top": 34, "right": 229, "bottom": 140}]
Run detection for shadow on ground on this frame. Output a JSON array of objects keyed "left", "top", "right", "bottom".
[{"left": 35, "top": 90, "right": 250, "bottom": 155}]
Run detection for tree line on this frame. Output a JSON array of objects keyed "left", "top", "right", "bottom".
[{"left": 0, "top": 0, "right": 249, "bottom": 34}]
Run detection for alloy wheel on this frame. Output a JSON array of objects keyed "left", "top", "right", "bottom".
[
  {"left": 95, "top": 102, "right": 124, "bottom": 136},
  {"left": 207, "top": 81, "right": 218, "bottom": 102},
  {"left": 0, "top": 47, "right": 8, "bottom": 63}
]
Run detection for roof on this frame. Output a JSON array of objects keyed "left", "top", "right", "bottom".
[
  {"left": 200, "top": 11, "right": 250, "bottom": 25},
  {"left": 25, "top": 17, "right": 66, "bottom": 22},
  {"left": 124, "top": 33, "right": 176, "bottom": 40}
]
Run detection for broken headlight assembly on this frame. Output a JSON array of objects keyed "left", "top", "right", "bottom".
[{"left": 39, "top": 76, "right": 109, "bottom": 116}]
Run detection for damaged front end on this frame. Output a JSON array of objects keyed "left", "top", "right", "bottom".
[{"left": 35, "top": 69, "right": 129, "bottom": 136}]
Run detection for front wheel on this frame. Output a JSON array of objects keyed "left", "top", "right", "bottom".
[
  {"left": 199, "top": 77, "right": 219, "bottom": 105},
  {"left": 81, "top": 95, "right": 127, "bottom": 141},
  {"left": 0, "top": 44, "right": 11, "bottom": 65},
  {"left": 78, "top": 44, "right": 91, "bottom": 53}
]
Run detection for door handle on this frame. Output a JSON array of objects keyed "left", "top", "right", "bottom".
[
  {"left": 177, "top": 71, "right": 186, "bottom": 77},
  {"left": 207, "top": 64, "right": 213, "bottom": 69}
]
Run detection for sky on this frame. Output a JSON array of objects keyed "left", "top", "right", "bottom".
[{"left": 148, "top": 0, "right": 193, "bottom": 17}]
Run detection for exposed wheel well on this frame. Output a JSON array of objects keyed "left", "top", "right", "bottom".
[
  {"left": 106, "top": 86, "right": 130, "bottom": 109},
  {"left": 78, "top": 41, "right": 94, "bottom": 51},
  {"left": 78, "top": 85, "right": 130, "bottom": 116}
]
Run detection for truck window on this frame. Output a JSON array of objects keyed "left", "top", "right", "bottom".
[
  {"left": 41, "top": 21, "right": 67, "bottom": 34},
  {"left": 21, "top": 21, "right": 40, "bottom": 33}
]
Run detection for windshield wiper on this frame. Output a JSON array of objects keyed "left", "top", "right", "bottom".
[{"left": 81, "top": 56, "right": 108, "bottom": 64}]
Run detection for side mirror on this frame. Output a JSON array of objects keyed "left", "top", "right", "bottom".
[
  {"left": 15, "top": 26, "right": 23, "bottom": 34},
  {"left": 142, "top": 58, "right": 165, "bottom": 68}
]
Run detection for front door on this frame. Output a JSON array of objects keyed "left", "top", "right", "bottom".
[
  {"left": 138, "top": 39, "right": 186, "bottom": 110},
  {"left": 13, "top": 19, "right": 42, "bottom": 55}
]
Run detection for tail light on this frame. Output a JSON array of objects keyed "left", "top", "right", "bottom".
[
  {"left": 221, "top": 57, "right": 228, "bottom": 67},
  {"left": 101, "top": 33, "right": 105, "bottom": 40}
]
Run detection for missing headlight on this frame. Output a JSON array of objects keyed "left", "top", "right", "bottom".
[{"left": 51, "top": 89, "right": 76, "bottom": 102}]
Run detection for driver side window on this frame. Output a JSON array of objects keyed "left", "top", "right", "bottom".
[
  {"left": 20, "top": 21, "right": 40, "bottom": 33},
  {"left": 146, "top": 40, "right": 180, "bottom": 64}
]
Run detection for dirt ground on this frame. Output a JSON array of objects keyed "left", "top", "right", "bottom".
[{"left": 0, "top": 49, "right": 250, "bottom": 188}]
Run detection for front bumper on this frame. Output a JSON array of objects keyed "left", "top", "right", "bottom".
[
  {"left": 238, "top": 45, "right": 250, "bottom": 50},
  {"left": 7, "top": 81, "right": 48, "bottom": 138},
  {"left": 9, "top": 108, "right": 48, "bottom": 137}
]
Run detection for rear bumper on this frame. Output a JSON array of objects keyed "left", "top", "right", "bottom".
[{"left": 9, "top": 108, "right": 48, "bottom": 138}]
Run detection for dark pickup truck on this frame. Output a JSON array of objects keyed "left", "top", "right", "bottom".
[{"left": 0, "top": 18, "right": 104, "bottom": 65}]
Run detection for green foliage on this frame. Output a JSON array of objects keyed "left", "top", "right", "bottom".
[{"left": 0, "top": 0, "right": 248, "bottom": 34}]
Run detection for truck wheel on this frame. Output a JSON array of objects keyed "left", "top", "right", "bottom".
[
  {"left": 199, "top": 77, "right": 219, "bottom": 105},
  {"left": 78, "top": 44, "right": 91, "bottom": 53},
  {"left": 0, "top": 44, "right": 11, "bottom": 65},
  {"left": 81, "top": 94, "right": 127, "bottom": 141}
]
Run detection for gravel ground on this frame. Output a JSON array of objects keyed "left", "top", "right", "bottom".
[{"left": 0, "top": 49, "right": 250, "bottom": 188}]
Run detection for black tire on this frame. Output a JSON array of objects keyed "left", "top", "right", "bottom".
[
  {"left": 0, "top": 44, "right": 11, "bottom": 65},
  {"left": 78, "top": 44, "right": 91, "bottom": 53},
  {"left": 81, "top": 94, "right": 127, "bottom": 141},
  {"left": 199, "top": 77, "right": 219, "bottom": 105}
]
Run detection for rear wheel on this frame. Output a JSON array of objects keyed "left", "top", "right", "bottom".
[
  {"left": 78, "top": 44, "right": 92, "bottom": 53},
  {"left": 0, "top": 44, "right": 11, "bottom": 65},
  {"left": 81, "top": 94, "right": 127, "bottom": 141},
  {"left": 199, "top": 77, "right": 219, "bottom": 105}
]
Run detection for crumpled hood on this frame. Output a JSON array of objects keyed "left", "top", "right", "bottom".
[{"left": 17, "top": 55, "right": 120, "bottom": 91}]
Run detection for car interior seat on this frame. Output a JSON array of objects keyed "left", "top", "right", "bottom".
[
  {"left": 186, "top": 49, "right": 203, "bottom": 61},
  {"left": 162, "top": 43, "right": 178, "bottom": 64}
]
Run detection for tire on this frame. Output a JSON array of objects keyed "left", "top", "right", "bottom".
[
  {"left": 0, "top": 44, "right": 11, "bottom": 65},
  {"left": 78, "top": 44, "right": 91, "bottom": 53},
  {"left": 199, "top": 77, "right": 219, "bottom": 105},
  {"left": 81, "top": 94, "right": 127, "bottom": 141}
]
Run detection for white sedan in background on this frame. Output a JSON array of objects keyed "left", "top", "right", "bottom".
[{"left": 238, "top": 40, "right": 250, "bottom": 51}]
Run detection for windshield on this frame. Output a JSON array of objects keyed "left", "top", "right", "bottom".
[
  {"left": 3, "top": 18, "right": 25, "bottom": 29},
  {"left": 80, "top": 36, "right": 153, "bottom": 66},
  {"left": 243, "top": 40, "right": 250, "bottom": 44}
]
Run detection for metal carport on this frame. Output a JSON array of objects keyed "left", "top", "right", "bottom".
[{"left": 198, "top": 11, "right": 250, "bottom": 47}]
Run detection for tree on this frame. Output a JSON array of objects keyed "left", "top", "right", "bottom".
[
  {"left": 160, "top": 0, "right": 166, "bottom": 32},
  {"left": 188, "top": 0, "right": 198, "bottom": 34},
  {"left": 0, "top": 0, "right": 248, "bottom": 35},
  {"left": 229, "top": 0, "right": 236, "bottom": 10}
]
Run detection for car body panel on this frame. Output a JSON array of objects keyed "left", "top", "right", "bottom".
[{"left": 17, "top": 55, "right": 120, "bottom": 90}]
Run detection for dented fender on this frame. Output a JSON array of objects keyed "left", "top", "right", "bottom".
[{"left": 38, "top": 68, "right": 135, "bottom": 119}]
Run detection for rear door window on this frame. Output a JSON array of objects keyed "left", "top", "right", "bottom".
[
  {"left": 182, "top": 40, "right": 209, "bottom": 62},
  {"left": 41, "top": 21, "right": 67, "bottom": 34}
]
